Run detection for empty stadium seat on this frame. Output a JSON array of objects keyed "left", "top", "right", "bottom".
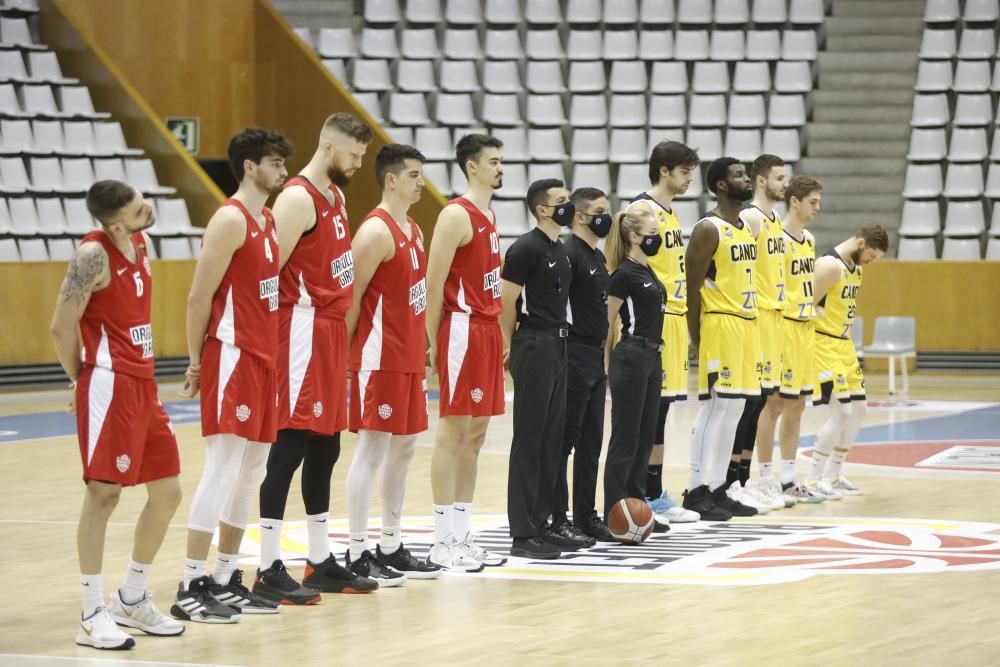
[
  {"left": 484, "top": 0, "right": 521, "bottom": 24},
  {"left": 943, "top": 163, "right": 984, "bottom": 198},
  {"left": 896, "top": 237, "right": 937, "bottom": 260},
  {"left": 525, "top": 0, "right": 561, "bottom": 24},
  {"left": 781, "top": 30, "right": 817, "bottom": 60},
  {"left": 953, "top": 93, "right": 992, "bottom": 126},
  {"left": 903, "top": 164, "right": 944, "bottom": 198},
  {"left": 789, "top": 0, "right": 824, "bottom": 24},
  {"left": 602, "top": 30, "right": 638, "bottom": 60},
  {"left": 986, "top": 237, "right": 1000, "bottom": 260},
  {"left": 8, "top": 196, "right": 40, "bottom": 234},
  {"left": 752, "top": 0, "right": 787, "bottom": 24},
  {"left": 948, "top": 128, "right": 988, "bottom": 162},
  {"left": 608, "top": 61, "right": 647, "bottom": 94},
  {"left": 746, "top": 30, "right": 781, "bottom": 60},
  {"left": 527, "top": 61, "right": 567, "bottom": 94},
  {"left": 360, "top": 28, "right": 399, "bottom": 59},
  {"left": 685, "top": 128, "right": 723, "bottom": 161},
  {"left": 445, "top": 0, "right": 481, "bottom": 24},
  {"left": 907, "top": 128, "right": 947, "bottom": 161},
  {"left": 958, "top": 28, "right": 995, "bottom": 59},
  {"left": 527, "top": 128, "right": 567, "bottom": 161},
  {"left": 639, "top": 0, "right": 675, "bottom": 23},
  {"left": 727, "top": 94, "right": 766, "bottom": 128},
  {"left": 941, "top": 238, "right": 982, "bottom": 260},
  {"left": 709, "top": 30, "right": 745, "bottom": 61},
  {"left": 733, "top": 61, "right": 771, "bottom": 93},
  {"left": 18, "top": 238, "right": 48, "bottom": 261},
  {"left": 714, "top": 0, "right": 749, "bottom": 25},
  {"left": 352, "top": 59, "right": 392, "bottom": 92},
  {"left": 674, "top": 30, "right": 710, "bottom": 61},
  {"left": 126, "top": 158, "right": 176, "bottom": 196},
  {"left": 482, "top": 93, "right": 522, "bottom": 126},
  {"left": 914, "top": 60, "right": 953, "bottom": 92},
  {"left": 47, "top": 237, "right": 74, "bottom": 261},
  {"left": 568, "top": 95, "right": 606, "bottom": 128},
  {"left": 481, "top": 60, "right": 521, "bottom": 93},
  {"left": 943, "top": 200, "right": 986, "bottom": 237},
  {"left": 774, "top": 61, "right": 812, "bottom": 93},
  {"left": 920, "top": 29, "right": 957, "bottom": 60},
  {"left": 317, "top": 28, "right": 356, "bottom": 59},
  {"left": 615, "top": 163, "right": 649, "bottom": 199},
  {"left": 389, "top": 92, "right": 431, "bottom": 126},
  {"left": 692, "top": 61, "right": 729, "bottom": 93},
  {"left": 608, "top": 94, "right": 646, "bottom": 128},
  {"left": 0, "top": 238, "right": 19, "bottom": 261},
  {"left": 910, "top": 94, "right": 950, "bottom": 127},
  {"left": 495, "top": 163, "right": 527, "bottom": 198},
  {"left": 572, "top": 163, "right": 612, "bottom": 193},
  {"left": 415, "top": 127, "right": 453, "bottom": 162},
  {"left": 491, "top": 127, "right": 527, "bottom": 161},
  {"left": 443, "top": 29, "right": 481, "bottom": 60},
  {"left": 422, "top": 162, "right": 450, "bottom": 195},
  {"left": 986, "top": 164, "right": 1000, "bottom": 198},
  {"left": 526, "top": 29, "right": 563, "bottom": 60},
  {"left": 484, "top": 29, "right": 522, "bottom": 60},
  {"left": 649, "top": 94, "right": 686, "bottom": 127},
  {"left": 435, "top": 93, "right": 476, "bottom": 126},
  {"left": 768, "top": 94, "right": 807, "bottom": 127},
  {"left": 608, "top": 128, "right": 646, "bottom": 163},
  {"left": 603, "top": 0, "right": 640, "bottom": 25},
  {"left": 639, "top": 30, "right": 673, "bottom": 60},
  {"left": 650, "top": 62, "right": 687, "bottom": 93},
  {"left": 762, "top": 128, "right": 801, "bottom": 161},
  {"left": 159, "top": 237, "right": 193, "bottom": 260},
  {"left": 571, "top": 128, "right": 609, "bottom": 162},
  {"left": 898, "top": 200, "right": 941, "bottom": 237},
  {"left": 397, "top": 60, "right": 436, "bottom": 92},
  {"left": 724, "top": 128, "right": 762, "bottom": 161},
  {"left": 688, "top": 94, "right": 726, "bottom": 127},
  {"left": 491, "top": 199, "right": 529, "bottom": 236},
  {"left": 924, "top": 0, "right": 959, "bottom": 23},
  {"left": 953, "top": 60, "right": 991, "bottom": 93}
]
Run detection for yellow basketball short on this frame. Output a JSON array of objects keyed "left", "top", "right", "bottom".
[
  {"left": 758, "top": 308, "right": 784, "bottom": 395},
  {"left": 660, "top": 313, "right": 689, "bottom": 400},
  {"left": 813, "top": 333, "right": 865, "bottom": 405},
  {"left": 780, "top": 317, "right": 815, "bottom": 398},
  {"left": 697, "top": 313, "right": 761, "bottom": 400}
]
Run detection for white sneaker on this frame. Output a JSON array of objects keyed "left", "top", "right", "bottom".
[
  {"left": 829, "top": 475, "right": 864, "bottom": 496},
  {"left": 762, "top": 477, "right": 796, "bottom": 508},
  {"left": 750, "top": 479, "right": 785, "bottom": 512},
  {"left": 110, "top": 589, "right": 185, "bottom": 636},
  {"left": 76, "top": 606, "right": 135, "bottom": 650},
  {"left": 733, "top": 481, "right": 771, "bottom": 514},
  {"left": 457, "top": 534, "right": 508, "bottom": 567},
  {"left": 427, "top": 538, "right": 485, "bottom": 573},
  {"left": 784, "top": 481, "right": 826, "bottom": 504},
  {"left": 808, "top": 479, "right": 843, "bottom": 500},
  {"left": 654, "top": 505, "right": 701, "bottom": 523}
]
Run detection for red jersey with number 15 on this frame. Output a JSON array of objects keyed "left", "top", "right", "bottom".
[
  {"left": 350, "top": 208, "right": 427, "bottom": 373},
  {"left": 443, "top": 196, "right": 501, "bottom": 317},
  {"left": 206, "top": 199, "right": 280, "bottom": 368},
  {"left": 79, "top": 230, "right": 154, "bottom": 379},
  {"left": 278, "top": 176, "right": 354, "bottom": 314}
]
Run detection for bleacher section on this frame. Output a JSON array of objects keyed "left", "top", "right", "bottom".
[{"left": 0, "top": 4, "right": 196, "bottom": 261}]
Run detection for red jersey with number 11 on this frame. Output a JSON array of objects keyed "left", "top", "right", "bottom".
[{"left": 442, "top": 196, "right": 501, "bottom": 317}]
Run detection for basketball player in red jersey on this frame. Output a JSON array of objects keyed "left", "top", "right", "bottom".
[
  {"left": 426, "top": 133, "right": 508, "bottom": 570},
  {"left": 52, "top": 181, "right": 184, "bottom": 649},
  {"left": 171, "top": 128, "right": 292, "bottom": 623},
  {"left": 343, "top": 143, "right": 444, "bottom": 584},
  {"left": 254, "top": 113, "right": 378, "bottom": 603}
]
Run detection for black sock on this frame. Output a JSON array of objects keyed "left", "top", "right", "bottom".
[
  {"left": 738, "top": 458, "right": 752, "bottom": 485},
  {"left": 725, "top": 460, "right": 741, "bottom": 488},
  {"left": 646, "top": 464, "right": 663, "bottom": 500}
]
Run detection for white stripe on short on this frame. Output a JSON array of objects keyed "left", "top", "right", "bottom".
[
  {"left": 288, "top": 304, "right": 314, "bottom": 413},
  {"left": 86, "top": 367, "right": 115, "bottom": 465},
  {"left": 446, "top": 312, "right": 469, "bottom": 406},
  {"left": 217, "top": 342, "right": 241, "bottom": 422}
]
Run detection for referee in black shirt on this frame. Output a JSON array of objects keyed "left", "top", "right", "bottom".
[
  {"left": 551, "top": 187, "right": 615, "bottom": 544},
  {"left": 603, "top": 200, "right": 670, "bottom": 523},
  {"left": 500, "top": 179, "right": 581, "bottom": 559}
]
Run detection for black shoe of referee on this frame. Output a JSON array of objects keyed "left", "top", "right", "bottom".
[
  {"left": 682, "top": 484, "right": 733, "bottom": 521},
  {"left": 546, "top": 520, "right": 597, "bottom": 550}
]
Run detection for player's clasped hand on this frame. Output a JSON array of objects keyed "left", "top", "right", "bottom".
[{"left": 180, "top": 364, "right": 201, "bottom": 398}]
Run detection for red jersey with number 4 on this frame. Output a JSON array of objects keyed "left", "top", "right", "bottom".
[
  {"left": 206, "top": 199, "right": 280, "bottom": 368},
  {"left": 443, "top": 196, "right": 502, "bottom": 317},
  {"left": 349, "top": 208, "right": 427, "bottom": 373},
  {"left": 79, "top": 230, "right": 154, "bottom": 379},
  {"left": 278, "top": 176, "right": 354, "bottom": 314}
]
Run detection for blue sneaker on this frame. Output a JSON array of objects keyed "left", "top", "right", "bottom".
[
  {"left": 647, "top": 495, "right": 671, "bottom": 514},
  {"left": 649, "top": 489, "right": 700, "bottom": 523}
]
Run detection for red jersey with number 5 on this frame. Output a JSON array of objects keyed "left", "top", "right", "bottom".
[
  {"left": 278, "top": 176, "right": 354, "bottom": 314},
  {"left": 79, "top": 230, "right": 154, "bottom": 379},
  {"left": 442, "top": 196, "right": 501, "bottom": 317},
  {"left": 206, "top": 199, "right": 280, "bottom": 368},
  {"left": 350, "top": 208, "right": 427, "bottom": 373}
]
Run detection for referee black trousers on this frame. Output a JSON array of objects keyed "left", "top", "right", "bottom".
[
  {"left": 508, "top": 327, "right": 567, "bottom": 539},
  {"left": 554, "top": 341, "right": 606, "bottom": 527},
  {"left": 603, "top": 338, "right": 662, "bottom": 518}
]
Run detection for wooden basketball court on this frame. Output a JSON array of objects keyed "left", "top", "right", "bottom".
[{"left": 1, "top": 371, "right": 999, "bottom": 666}]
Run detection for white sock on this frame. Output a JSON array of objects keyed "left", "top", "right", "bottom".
[
  {"left": 780, "top": 459, "right": 797, "bottom": 486},
  {"left": 183, "top": 558, "right": 207, "bottom": 588},
  {"left": 380, "top": 525, "right": 401, "bottom": 554},
  {"left": 453, "top": 502, "right": 472, "bottom": 541},
  {"left": 80, "top": 573, "right": 103, "bottom": 617},
  {"left": 121, "top": 559, "right": 150, "bottom": 605},
  {"left": 345, "top": 430, "right": 390, "bottom": 561},
  {"left": 213, "top": 552, "right": 238, "bottom": 586},
  {"left": 759, "top": 461, "right": 773, "bottom": 480},
  {"left": 825, "top": 448, "right": 848, "bottom": 480},
  {"left": 306, "top": 513, "right": 331, "bottom": 564},
  {"left": 349, "top": 531, "right": 369, "bottom": 560},
  {"left": 689, "top": 397, "right": 719, "bottom": 489},
  {"left": 259, "top": 518, "right": 282, "bottom": 570},
  {"left": 433, "top": 503, "right": 453, "bottom": 545},
  {"left": 709, "top": 398, "right": 746, "bottom": 491},
  {"left": 808, "top": 451, "right": 829, "bottom": 481}
]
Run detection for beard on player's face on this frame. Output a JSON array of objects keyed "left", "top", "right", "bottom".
[{"left": 328, "top": 163, "right": 351, "bottom": 187}]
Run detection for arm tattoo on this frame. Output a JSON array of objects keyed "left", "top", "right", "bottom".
[{"left": 60, "top": 246, "right": 107, "bottom": 306}]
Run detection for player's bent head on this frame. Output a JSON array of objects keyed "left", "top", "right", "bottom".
[
  {"left": 707, "top": 157, "right": 751, "bottom": 201},
  {"left": 527, "top": 178, "right": 567, "bottom": 221},
  {"left": 750, "top": 154, "right": 786, "bottom": 198},
  {"left": 86, "top": 180, "right": 153, "bottom": 232},
  {"left": 455, "top": 133, "right": 503, "bottom": 179},
  {"left": 855, "top": 224, "right": 890, "bottom": 265},
  {"left": 227, "top": 126, "right": 294, "bottom": 184},
  {"left": 375, "top": 143, "right": 427, "bottom": 195},
  {"left": 322, "top": 112, "right": 374, "bottom": 145},
  {"left": 648, "top": 140, "right": 699, "bottom": 186},
  {"left": 784, "top": 175, "right": 823, "bottom": 220}
]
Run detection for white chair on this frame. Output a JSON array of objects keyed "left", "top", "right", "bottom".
[
  {"left": 525, "top": 29, "right": 563, "bottom": 60},
  {"left": 678, "top": 0, "right": 712, "bottom": 24},
  {"left": 435, "top": 93, "right": 476, "bottom": 126},
  {"left": 526, "top": 94, "right": 566, "bottom": 127},
  {"left": 603, "top": 31, "right": 639, "bottom": 61},
  {"left": 353, "top": 92, "right": 384, "bottom": 124},
  {"left": 953, "top": 93, "right": 991, "bottom": 126},
  {"left": 710, "top": 30, "right": 745, "bottom": 61},
  {"left": 604, "top": 0, "right": 640, "bottom": 25},
  {"left": 389, "top": 93, "right": 430, "bottom": 127},
  {"left": 714, "top": 0, "right": 749, "bottom": 24},
  {"left": 688, "top": 94, "right": 726, "bottom": 127},
  {"left": 615, "top": 163, "right": 650, "bottom": 199},
  {"left": 47, "top": 238, "right": 75, "bottom": 261},
  {"left": 762, "top": 128, "right": 801, "bottom": 161},
  {"left": 649, "top": 95, "right": 687, "bottom": 127},
  {"left": 993, "top": 206, "right": 1000, "bottom": 236},
  {"left": 914, "top": 60, "right": 952, "bottom": 92},
  {"left": 566, "top": 0, "right": 601, "bottom": 24},
  {"left": 491, "top": 127, "right": 527, "bottom": 162},
  {"left": 567, "top": 61, "right": 606, "bottom": 93},
  {"left": 650, "top": 62, "right": 687, "bottom": 93},
  {"left": 94, "top": 122, "right": 141, "bottom": 156},
  {"left": 527, "top": 162, "right": 567, "bottom": 187},
  {"left": 898, "top": 200, "right": 941, "bottom": 237},
  {"left": 727, "top": 94, "right": 766, "bottom": 128},
  {"left": 0, "top": 17, "right": 41, "bottom": 49},
  {"left": 751, "top": 0, "right": 787, "bottom": 23},
  {"left": 924, "top": 0, "right": 959, "bottom": 23},
  {"left": 422, "top": 163, "right": 451, "bottom": 195},
  {"left": 0, "top": 197, "right": 10, "bottom": 233},
  {"left": 0, "top": 50, "right": 28, "bottom": 82},
  {"left": 942, "top": 237, "right": 982, "bottom": 260},
  {"left": 8, "top": 196, "right": 40, "bottom": 234},
  {"left": 571, "top": 128, "right": 609, "bottom": 162},
  {"left": 685, "top": 129, "right": 724, "bottom": 161},
  {"left": 156, "top": 198, "right": 198, "bottom": 236},
  {"left": 484, "top": 29, "right": 523, "bottom": 60},
  {"left": 397, "top": 60, "right": 436, "bottom": 93},
  {"left": 953, "top": 60, "right": 991, "bottom": 93},
  {"left": 59, "top": 157, "right": 94, "bottom": 194},
  {"left": 907, "top": 128, "right": 947, "bottom": 161},
  {"left": 992, "top": 62, "right": 1000, "bottom": 92},
  {"left": 964, "top": 0, "right": 999, "bottom": 21},
  {"left": 482, "top": 93, "right": 523, "bottom": 127},
  {"left": 292, "top": 27, "right": 313, "bottom": 50},
  {"left": 317, "top": 28, "right": 356, "bottom": 59},
  {"left": 986, "top": 163, "right": 1000, "bottom": 198},
  {"left": 724, "top": 129, "right": 762, "bottom": 161},
  {"left": 919, "top": 29, "right": 957, "bottom": 60},
  {"left": 865, "top": 316, "right": 916, "bottom": 395},
  {"left": 126, "top": 158, "right": 176, "bottom": 196},
  {"left": 485, "top": 0, "right": 521, "bottom": 24},
  {"left": 383, "top": 126, "right": 414, "bottom": 145},
  {"left": 415, "top": 128, "right": 453, "bottom": 162},
  {"left": 639, "top": 0, "right": 675, "bottom": 23},
  {"left": 768, "top": 94, "right": 806, "bottom": 127},
  {"left": 491, "top": 200, "right": 529, "bottom": 236},
  {"left": 322, "top": 59, "right": 348, "bottom": 84},
  {"left": 528, "top": 61, "right": 567, "bottom": 94},
  {"left": 948, "top": 128, "right": 988, "bottom": 162},
  {"left": 93, "top": 157, "right": 126, "bottom": 183},
  {"left": 608, "top": 128, "right": 646, "bottom": 163},
  {"left": 406, "top": 0, "right": 443, "bottom": 22},
  {"left": 958, "top": 28, "right": 995, "bottom": 59},
  {"left": 360, "top": 28, "right": 398, "bottom": 59},
  {"left": 568, "top": 95, "right": 607, "bottom": 128},
  {"left": 0, "top": 156, "right": 30, "bottom": 193},
  {"left": 27, "top": 52, "right": 75, "bottom": 85},
  {"left": 674, "top": 30, "right": 710, "bottom": 61},
  {"left": 896, "top": 237, "right": 937, "bottom": 260},
  {"left": 59, "top": 86, "right": 109, "bottom": 119},
  {"left": 352, "top": 60, "right": 392, "bottom": 92},
  {"left": 639, "top": 30, "right": 673, "bottom": 60},
  {"left": 400, "top": 29, "right": 438, "bottom": 59},
  {"left": 566, "top": 30, "right": 603, "bottom": 61},
  {"left": 482, "top": 60, "right": 521, "bottom": 93},
  {"left": 782, "top": 30, "right": 817, "bottom": 60},
  {"left": 789, "top": 0, "right": 824, "bottom": 24},
  {"left": 910, "top": 94, "right": 950, "bottom": 127},
  {"left": 0, "top": 83, "right": 27, "bottom": 118},
  {"left": 902, "top": 164, "right": 943, "bottom": 198},
  {"left": 28, "top": 156, "right": 65, "bottom": 193},
  {"left": 774, "top": 61, "right": 812, "bottom": 93},
  {"left": 986, "top": 237, "right": 1000, "bottom": 259},
  {"left": 527, "top": 128, "right": 567, "bottom": 161},
  {"left": 746, "top": 29, "right": 781, "bottom": 60},
  {"left": 364, "top": 0, "right": 401, "bottom": 23},
  {"left": 443, "top": 29, "right": 481, "bottom": 60},
  {"left": 943, "top": 200, "right": 986, "bottom": 237},
  {"left": 22, "top": 84, "right": 64, "bottom": 117},
  {"left": 35, "top": 197, "right": 68, "bottom": 233},
  {"left": 572, "top": 163, "right": 612, "bottom": 193},
  {"left": 63, "top": 197, "right": 97, "bottom": 235},
  {"left": 1, "top": 119, "right": 34, "bottom": 154},
  {"left": 495, "top": 163, "right": 527, "bottom": 198},
  {"left": 608, "top": 61, "right": 647, "bottom": 94},
  {"left": 608, "top": 94, "right": 646, "bottom": 128},
  {"left": 445, "top": 0, "right": 481, "bottom": 25},
  {"left": 692, "top": 61, "right": 730, "bottom": 93},
  {"left": 159, "top": 237, "right": 193, "bottom": 260},
  {"left": 0, "top": 238, "right": 19, "bottom": 261},
  {"left": 525, "top": 0, "right": 561, "bottom": 24},
  {"left": 943, "top": 163, "right": 984, "bottom": 198},
  {"left": 18, "top": 238, "right": 48, "bottom": 261},
  {"left": 733, "top": 61, "right": 771, "bottom": 93}
]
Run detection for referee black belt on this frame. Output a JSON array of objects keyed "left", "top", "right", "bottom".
[
  {"left": 621, "top": 334, "right": 664, "bottom": 351},
  {"left": 568, "top": 333, "right": 606, "bottom": 349},
  {"left": 518, "top": 320, "right": 569, "bottom": 338}
]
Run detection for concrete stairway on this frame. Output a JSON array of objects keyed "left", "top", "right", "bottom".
[{"left": 801, "top": 0, "right": 925, "bottom": 252}]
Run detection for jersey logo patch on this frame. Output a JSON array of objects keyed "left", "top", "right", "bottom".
[
  {"left": 236, "top": 404, "right": 251, "bottom": 422},
  {"left": 313, "top": 401, "right": 323, "bottom": 418},
  {"left": 471, "top": 388, "right": 484, "bottom": 404},
  {"left": 143, "top": 256, "right": 152, "bottom": 275},
  {"left": 115, "top": 454, "right": 131, "bottom": 473},
  {"left": 378, "top": 404, "right": 393, "bottom": 420}
]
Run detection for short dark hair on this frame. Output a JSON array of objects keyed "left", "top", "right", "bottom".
[
  {"left": 706, "top": 157, "right": 742, "bottom": 195},
  {"left": 784, "top": 175, "right": 823, "bottom": 206},
  {"left": 648, "top": 140, "right": 700, "bottom": 185},
  {"left": 86, "top": 180, "right": 135, "bottom": 224},
  {"left": 455, "top": 133, "right": 503, "bottom": 176},
  {"left": 750, "top": 154, "right": 785, "bottom": 185},
  {"left": 570, "top": 186, "right": 607, "bottom": 212},
  {"left": 858, "top": 224, "right": 890, "bottom": 252},
  {"left": 374, "top": 143, "right": 426, "bottom": 190},
  {"left": 324, "top": 112, "right": 373, "bottom": 143},
  {"left": 227, "top": 127, "right": 294, "bottom": 182},
  {"left": 527, "top": 178, "right": 564, "bottom": 220}
]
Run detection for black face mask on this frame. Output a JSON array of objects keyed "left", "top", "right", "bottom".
[
  {"left": 640, "top": 233, "right": 662, "bottom": 256},
  {"left": 588, "top": 213, "right": 612, "bottom": 238},
  {"left": 548, "top": 202, "right": 576, "bottom": 227}
]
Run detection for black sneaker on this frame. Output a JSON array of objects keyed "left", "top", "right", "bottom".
[
  {"left": 712, "top": 486, "right": 759, "bottom": 517},
  {"left": 376, "top": 544, "right": 442, "bottom": 579},
  {"left": 345, "top": 549, "right": 406, "bottom": 588},
  {"left": 210, "top": 569, "right": 279, "bottom": 614},
  {"left": 303, "top": 554, "right": 379, "bottom": 593},
  {"left": 579, "top": 517, "right": 617, "bottom": 543},
  {"left": 651, "top": 516, "right": 671, "bottom": 533},
  {"left": 170, "top": 576, "right": 241, "bottom": 624},
  {"left": 682, "top": 485, "right": 733, "bottom": 521},
  {"left": 511, "top": 536, "right": 560, "bottom": 559},
  {"left": 546, "top": 521, "right": 597, "bottom": 550},
  {"left": 252, "top": 560, "right": 322, "bottom": 605}
]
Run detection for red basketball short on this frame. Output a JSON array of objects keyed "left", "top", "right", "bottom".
[
  {"left": 437, "top": 312, "right": 505, "bottom": 418},
  {"left": 277, "top": 306, "right": 348, "bottom": 435},
  {"left": 349, "top": 369, "right": 428, "bottom": 435},
  {"left": 201, "top": 337, "right": 278, "bottom": 443},
  {"left": 76, "top": 365, "right": 180, "bottom": 487}
]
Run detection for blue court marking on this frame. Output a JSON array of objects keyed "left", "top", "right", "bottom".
[{"left": 798, "top": 404, "right": 1000, "bottom": 448}]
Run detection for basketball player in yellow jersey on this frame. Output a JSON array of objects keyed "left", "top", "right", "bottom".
[
  {"left": 762, "top": 175, "right": 825, "bottom": 504},
  {"left": 806, "top": 225, "right": 889, "bottom": 498},
  {"left": 682, "top": 157, "right": 760, "bottom": 521},
  {"left": 630, "top": 140, "right": 701, "bottom": 524}
]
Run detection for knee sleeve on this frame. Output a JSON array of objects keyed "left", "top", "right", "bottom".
[
  {"left": 188, "top": 435, "right": 247, "bottom": 533},
  {"left": 221, "top": 442, "right": 270, "bottom": 530},
  {"left": 259, "top": 429, "right": 309, "bottom": 520},
  {"left": 841, "top": 400, "right": 867, "bottom": 448},
  {"left": 301, "top": 433, "right": 341, "bottom": 515}
]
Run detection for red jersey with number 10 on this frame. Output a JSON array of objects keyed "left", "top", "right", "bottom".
[
  {"left": 350, "top": 208, "right": 427, "bottom": 373},
  {"left": 442, "top": 196, "right": 501, "bottom": 317},
  {"left": 278, "top": 176, "right": 354, "bottom": 314},
  {"left": 79, "top": 230, "right": 154, "bottom": 379},
  {"left": 206, "top": 199, "right": 280, "bottom": 368}
]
